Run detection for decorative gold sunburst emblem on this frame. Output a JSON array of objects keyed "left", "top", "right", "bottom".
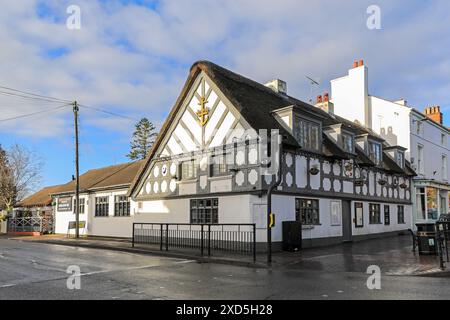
[{"left": 196, "top": 96, "right": 209, "bottom": 126}]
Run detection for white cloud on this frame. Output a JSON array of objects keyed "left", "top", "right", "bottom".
[{"left": 0, "top": 0, "right": 449, "bottom": 140}]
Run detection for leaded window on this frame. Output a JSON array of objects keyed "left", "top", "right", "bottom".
[
  {"left": 341, "top": 133, "right": 354, "bottom": 153},
  {"left": 95, "top": 196, "right": 109, "bottom": 217},
  {"left": 73, "top": 198, "right": 85, "bottom": 214},
  {"left": 293, "top": 117, "right": 320, "bottom": 152},
  {"left": 369, "top": 203, "right": 381, "bottom": 224},
  {"left": 369, "top": 141, "right": 382, "bottom": 165},
  {"left": 210, "top": 154, "right": 228, "bottom": 177},
  {"left": 295, "top": 198, "right": 320, "bottom": 225},
  {"left": 181, "top": 160, "right": 197, "bottom": 180},
  {"left": 114, "top": 195, "right": 130, "bottom": 216},
  {"left": 190, "top": 198, "right": 218, "bottom": 224}
]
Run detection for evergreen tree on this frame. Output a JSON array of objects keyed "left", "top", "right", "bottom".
[{"left": 127, "top": 118, "right": 157, "bottom": 160}]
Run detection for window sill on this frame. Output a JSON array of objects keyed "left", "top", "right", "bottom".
[
  {"left": 209, "top": 175, "right": 232, "bottom": 181},
  {"left": 178, "top": 178, "right": 197, "bottom": 184},
  {"left": 369, "top": 222, "right": 383, "bottom": 225},
  {"left": 302, "top": 224, "right": 321, "bottom": 229},
  {"left": 113, "top": 215, "right": 131, "bottom": 218}
]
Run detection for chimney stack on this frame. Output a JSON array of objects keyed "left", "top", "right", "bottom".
[
  {"left": 315, "top": 92, "right": 334, "bottom": 114},
  {"left": 424, "top": 106, "right": 443, "bottom": 124},
  {"left": 316, "top": 95, "right": 322, "bottom": 104},
  {"left": 352, "top": 59, "right": 364, "bottom": 68}
]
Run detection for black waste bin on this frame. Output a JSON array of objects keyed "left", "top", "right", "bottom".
[
  {"left": 282, "top": 221, "right": 302, "bottom": 252},
  {"left": 416, "top": 223, "right": 437, "bottom": 255}
]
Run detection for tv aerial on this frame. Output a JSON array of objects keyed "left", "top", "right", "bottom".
[{"left": 305, "top": 75, "right": 320, "bottom": 103}]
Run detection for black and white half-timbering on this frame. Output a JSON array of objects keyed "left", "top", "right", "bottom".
[{"left": 127, "top": 61, "right": 415, "bottom": 248}]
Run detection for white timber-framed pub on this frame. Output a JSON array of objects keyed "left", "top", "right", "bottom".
[{"left": 125, "top": 60, "right": 415, "bottom": 250}]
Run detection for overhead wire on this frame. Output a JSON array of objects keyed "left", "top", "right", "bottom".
[{"left": 0, "top": 103, "right": 72, "bottom": 122}]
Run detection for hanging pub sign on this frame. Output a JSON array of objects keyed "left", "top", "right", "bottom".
[
  {"left": 343, "top": 160, "right": 354, "bottom": 178},
  {"left": 57, "top": 196, "right": 73, "bottom": 212}
]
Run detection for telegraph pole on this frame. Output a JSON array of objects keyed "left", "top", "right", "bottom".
[
  {"left": 267, "top": 134, "right": 283, "bottom": 264},
  {"left": 73, "top": 101, "right": 80, "bottom": 239}
]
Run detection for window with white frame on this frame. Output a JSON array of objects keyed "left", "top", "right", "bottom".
[
  {"left": 416, "top": 120, "right": 422, "bottom": 135},
  {"left": 442, "top": 155, "right": 448, "bottom": 181},
  {"left": 396, "top": 151, "right": 405, "bottom": 169},
  {"left": 341, "top": 133, "right": 354, "bottom": 153},
  {"left": 417, "top": 144, "right": 424, "bottom": 174},
  {"left": 114, "top": 195, "right": 130, "bottom": 216},
  {"left": 73, "top": 198, "right": 85, "bottom": 214},
  {"left": 181, "top": 159, "right": 197, "bottom": 180},
  {"left": 95, "top": 196, "right": 109, "bottom": 217},
  {"left": 368, "top": 141, "right": 382, "bottom": 165},
  {"left": 416, "top": 187, "right": 426, "bottom": 220}
]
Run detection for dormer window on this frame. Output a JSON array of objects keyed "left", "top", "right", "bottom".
[
  {"left": 369, "top": 141, "right": 382, "bottom": 165},
  {"left": 396, "top": 151, "right": 405, "bottom": 169},
  {"left": 293, "top": 116, "right": 321, "bottom": 152},
  {"left": 341, "top": 133, "right": 354, "bottom": 153},
  {"left": 384, "top": 146, "right": 406, "bottom": 169}
]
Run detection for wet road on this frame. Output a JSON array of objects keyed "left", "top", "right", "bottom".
[{"left": 1, "top": 238, "right": 450, "bottom": 300}]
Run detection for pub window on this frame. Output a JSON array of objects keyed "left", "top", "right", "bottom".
[
  {"left": 190, "top": 198, "right": 218, "bottom": 224},
  {"left": 341, "top": 133, "right": 354, "bottom": 153},
  {"left": 114, "top": 195, "right": 130, "bottom": 217},
  {"left": 384, "top": 205, "right": 390, "bottom": 225},
  {"left": 293, "top": 117, "right": 320, "bottom": 152},
  {"left": 369, "top": 203, "right": 381, "bottom": 224},
  {"left": 73, "top": 198, "right": 85, "bottom": 214},
  {"left": 210, "top": 153, "right": 228, "bottom": 177},
  {"left": 181, "top": 159, "right": 197, "bottom": 180},
  {"left": 398, "top": 205, "right": 405, "bottom": 224},
  {"left": 368, "top": 141, "right": 382, "bottom": 165},
  {"left": 295, "top": 198, "right": 320, "bottom": 225},
  {"left": 354, "top": 202, "right": 364, "bottom": 228},
  {"left": 95, "top": 196, "right": 109, "bottom": 217}
]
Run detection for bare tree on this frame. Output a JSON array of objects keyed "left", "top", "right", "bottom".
[{"left": 0, "top": 144, "right": 43, "bottom": 212}]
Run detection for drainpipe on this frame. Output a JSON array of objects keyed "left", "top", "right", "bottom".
[{"left": 267, "top": 134, "right": 284, "bottom": 264}]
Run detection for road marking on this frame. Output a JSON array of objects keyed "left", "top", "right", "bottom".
[
  {"left": 79, "top": 260, "right": 194, "bottom": 277},
  {"left": 0, "top": 284, "right": 16, "bottom": 288}
]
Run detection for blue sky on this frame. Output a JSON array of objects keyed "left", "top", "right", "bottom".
[{"left": 1, "top": 0, "right": 449, "bottom": 191}]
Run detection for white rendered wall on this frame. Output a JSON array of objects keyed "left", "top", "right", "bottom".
[
  {"left": 369, "top": 96, "right": 411, "bottom": 155},
  {"left": 330, "top": 65, "right": 369, "bottom": 127},
  {"left": 351, "top": 201, "right": 412, "bottom": 237}
]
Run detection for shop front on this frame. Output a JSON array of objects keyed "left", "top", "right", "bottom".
[{"left": 413, "top": 179, "right": 450, "bottom": 224}]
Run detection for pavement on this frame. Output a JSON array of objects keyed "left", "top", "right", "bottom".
[{"left": 1, "top": 235, "right": 450, "bottom": 300}]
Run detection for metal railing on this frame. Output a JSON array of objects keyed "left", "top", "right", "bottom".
[
  {"left": 132, "top": 223, "right": 256, "bottom": 262},
  {"left": 7, "top": 217, "right": 54, "bottom": 234}
]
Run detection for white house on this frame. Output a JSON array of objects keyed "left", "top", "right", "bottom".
[
  {"left": 52, "top": 161, "right": 143, "bottom": 237},
  {"left": 126, "top": 60, "right": 415, "bottom": 249},
  {"left": 330, "top": 59, "right": 450, "bottom": 226}
]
